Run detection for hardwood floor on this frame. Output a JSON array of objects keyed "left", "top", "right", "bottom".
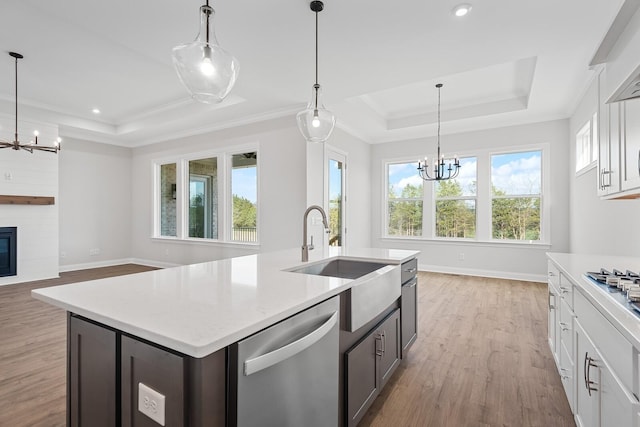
[
  {"left": 359, "top": 272, "right": 575, "bottom": 427},
  {"left": 0, "top": 265, "right": 157, "bottom": 427},
  {"left": 0, "top": 268, "right": 574, "bottom": 426}
]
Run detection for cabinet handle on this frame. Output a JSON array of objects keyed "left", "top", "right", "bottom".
[
  {"left": 375, "top": 333, "right": 383, "bottom": 357},
  {"left": 243, "top": 311, "right": 338, "bottom": 376},
  {"left": 381, "top": 331, "right": 386, "bottom": 355},
  {"left": 560, "top": 367, "right": 571, "bottom": 380},
  {"left": 585, "top": 352, "right": 598, "bottom": 396},
  {"left": 549, "top": 291, "right": 556, "bottom": 310},
  {"left": 559, "top": 286, "right": 570, "bottom": 294},
  {"left": 408, "top": 281, "right": 417, "bottom": 289},
  {"left": 559, "top": 322, "right": 569, "bottom": 332},
  {"left": 548, "top": 271, "right": 555, "bottom": 277},
  {"left": 404, "top": 267, "right": 417, "bottom": 274},
  {"left": 601, "top": 169, "right": 611, "bottom": 189}
]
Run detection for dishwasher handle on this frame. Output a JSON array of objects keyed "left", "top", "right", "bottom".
[{"left": 243, "top": 311, "right": 338, "bottom": 376}]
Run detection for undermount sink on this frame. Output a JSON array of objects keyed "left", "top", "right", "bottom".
[
  {"left": 286, "top": 257, "right": 401, "bottom": 332},
  {"left": 288, "top": 258, "right": 390, "bottom": 280}
]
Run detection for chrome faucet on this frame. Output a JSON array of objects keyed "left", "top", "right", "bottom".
[{"left": 302, "top": 205, "right": 330, "bottom": 262}]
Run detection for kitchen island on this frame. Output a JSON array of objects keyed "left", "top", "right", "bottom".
[{"left": 32, "top": 247, "right": 419, "bottom": 427}]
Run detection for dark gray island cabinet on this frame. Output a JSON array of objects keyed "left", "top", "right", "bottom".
[{"left": 53, "top": 251, "right": 420, "bottom": 427}]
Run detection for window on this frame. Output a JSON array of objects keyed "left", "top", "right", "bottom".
[
  {"left": 576, "top": 113, "right": 598, "bottom": 173},
  {"left": 159, "top": 163, "right": 177, "bottom": 237},
  {"left": 387, "top": 162, "right": 423, "bottom": 237},
  {"left": 491, "top": 150, "right": 541, "bottom": 241},
  {"left": 383, "top": 145, "right": 548, "bottom": 244},
  {"left": 154, "top": 146, "right": 258, "bottom": 244},
  {"left": 231, "top": 152, "right": 257, "bottom": 242},
  {"left": 327, "top": 150, "right": 346, "bottom": 247},
  {"left": 188, "top": 157, "right": 218, "bottom": 239},
  {"left": 434, "top": 157, "right": 477, "bottom": 238}
]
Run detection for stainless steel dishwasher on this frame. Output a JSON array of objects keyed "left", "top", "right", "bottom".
[{"left": 229, "top": 296, "right": 339, "bottom": 427}]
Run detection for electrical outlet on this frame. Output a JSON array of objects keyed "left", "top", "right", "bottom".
[
  {"left": 4, "top": 172, "right": 12, "bottom": 181},
  {"left": 89, "top": 248, "right": 100, "bottom": 256},
  {"left": 138, "top": 383, "right": 165, "bottom": 426},
  {"left": 60, "top": 251, "right": 66, "bottom": 259},
  {"left": 458, "top": 252, "right": 465, "bottom": 261}
]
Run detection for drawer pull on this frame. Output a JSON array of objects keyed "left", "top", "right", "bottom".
[
  {"left": 548, "top": 271, "right": 555, "bottom": 277},
  {"left": 559, "top": 286, "right": 570, "bottom": 294},
  {"left": 559, "top": 322, "right": 570, "bottom": 332},
  {"left": 404, "top": 267, "right": 417, "bottom": 274},
  {"left": 585, "top": 352, "right": 598, "bottom": 396}
]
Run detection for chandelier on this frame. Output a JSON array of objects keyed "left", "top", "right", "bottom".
[
  {"left": 296, "top": 1, "right": 336, "bottom": 143},
  {"left": 172, "top": 0, "right": 239, "bottom": 103},
  {"left": 0, "top": 52, "right": 61, "bottom": 154},
  {"left": 417, "top": 83, "right": 460, "bottom": 181}
]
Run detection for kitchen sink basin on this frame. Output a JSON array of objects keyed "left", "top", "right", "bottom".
[
  {"left": 288, "top": 259, "right": 390, "bottom": 280},
  {"left": 286, "top": 257, "right": 401, "bottom": 332}
]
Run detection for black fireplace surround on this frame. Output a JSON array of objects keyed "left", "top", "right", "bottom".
[{"left": 0, "top": 227, "right": 17, "bottom": 277}]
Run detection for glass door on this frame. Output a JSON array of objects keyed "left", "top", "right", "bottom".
[{"left": 327, "top": 150, "right": 346, "bottom": 247}]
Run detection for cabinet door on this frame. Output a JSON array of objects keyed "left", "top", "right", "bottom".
[
  {"left": 621, "top": 98, "right": 640, "bottom": 191},
  {"left": 121, "top": 336, "right": 186, "bottom": 427},
  {"left": 379, "top": 309, "right": 401, "bottom": 389},
  {"left": 345, "top": 332, "right": 379, "bottom": 427},
  {"left": 548, "top": 286, "right": 558, "bottom": 363},
  {"left": 575, "top": 321, "right": 600, "bottom": 427},
  {"left": 69, "top": 315, "right": 117, "bottom": 427},
  {"left": 598, "top": 69, "right": 621, "bottom": 196},
  {"left": 401, "top": 277, "right": 417, "bottom": 356},
  {"left": 599, "top": 352, "right": 640, "bottom": 427}
]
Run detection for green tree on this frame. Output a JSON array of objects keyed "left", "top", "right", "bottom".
[
  {"left": 491, "top": 187, "right": 540, "bottom": 240},
  {"left": 388, "top": 183, "right": 423, "bottom": 236},
  {"left": 435, "top": 180, "right": 476, "bottom": 238},
  {"left": 233, "top": 195, "right": 256, "bottom": 228}
]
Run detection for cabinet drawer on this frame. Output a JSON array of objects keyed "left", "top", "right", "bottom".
[
  {"left": 559, "top": 298, "right": 574, "bottom": 362},
  {"left": 548, "top": 261, "right": 561, "bottom": 290},
  {"left": 574, "top": 289, "right": 634, "bottom": 393},
  {"left": 401, "top": 258, "right": 418, "bottom": 285},
  {"left": 559, "top": 342, "right": 575, "bottom": 414}
]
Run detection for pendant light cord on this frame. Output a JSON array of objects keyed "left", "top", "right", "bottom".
[
  {"left": 205, "top": 0, "right": 210, "bottom": 44},
  {"left": 14, "top": 55, "right": 18, "bottom": 141},
  {"left": 315, "top": 10, "right": 318, "bottom": 86},
  {"left": 437, "top": 84, "right": 441, "bottom": 160}
]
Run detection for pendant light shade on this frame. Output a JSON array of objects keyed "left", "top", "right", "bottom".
[
  {"left": 172, "top": 1, "right": 239, "bottom": 104},
  {"left": 296, "top": 83, "right": 336, "bottom": 143},
  {"left": 297, "top": 1, "right": 335, "bottom": 143}
]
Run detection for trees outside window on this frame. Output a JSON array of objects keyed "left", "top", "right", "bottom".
[
  {"left": 387, "top": 162, "right": 423, "bottom": 237},
  {"left": 491, "top": 150, "right": 541, "bottom": 241},
  {"left": 384, "top": 147, "right": 546, "bottom": 243},
  {"left": 434, "top": 157, "right": 477, "bottom": 238}
]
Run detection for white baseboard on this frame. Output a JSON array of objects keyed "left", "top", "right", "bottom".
[
  {"left": 418, "top": 263, "right": 546, "bottom": 283},
  {"left": 59, "top": 258, "right": 180, "bottom": 273}
]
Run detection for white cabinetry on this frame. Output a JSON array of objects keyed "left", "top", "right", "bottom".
[
  {"left": 597, "top": 67, "right": 621, "bottom": 196},
  {"left": 548, "top": 261, "right": 576, "bottom": 411},
  {"left": 621, "top": 98, "right": 640, "bottom": 192}
]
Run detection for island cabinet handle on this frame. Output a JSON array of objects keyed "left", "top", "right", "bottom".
[
  {"left": 243, "top": 311, "right": 338, "bottom": 376},
  {"left": 404, "top": 267, "right": 417, "bottom": 274}
]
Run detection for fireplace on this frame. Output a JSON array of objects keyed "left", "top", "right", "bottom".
[{"left": 0, "top": 227, "right": 17, "bottom": 277}]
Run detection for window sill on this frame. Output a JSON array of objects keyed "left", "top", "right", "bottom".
[
  {"left": 151, "top": 236, "right": 261, "bottom": 249},
  {"left": 380, "top": 236, "right": 551, "bottom": 249},
  {"left": 575, "top": 161, "right": 597, "bottom": 177}
]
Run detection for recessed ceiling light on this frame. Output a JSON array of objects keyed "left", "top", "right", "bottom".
[
  {"left": 92, "top": 108, "right": 101, "bottom": 114},
  {"left": 452, "top": 3, "right": 472, "bottom": 17}
]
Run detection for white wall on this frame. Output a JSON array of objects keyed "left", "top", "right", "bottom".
[
  {"left": 130, "top": 117, "right": 308, "bottom": 265},
  {"left": 0, "top": 117, "right": 58, "bottom": 285},
  {"left": 370, "top": 120, "right": 570, "bottom": 281},
  {"left": 58, "top": 139, "right": 133, "bottom": 269}
]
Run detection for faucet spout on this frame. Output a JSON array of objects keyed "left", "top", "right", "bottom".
[{"left": 302, "top": 205, "right": 329, "bottom": 262}]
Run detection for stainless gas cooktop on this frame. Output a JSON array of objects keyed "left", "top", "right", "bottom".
[{"left": 585, "top": 268, "right": 640, "bottom": 317}]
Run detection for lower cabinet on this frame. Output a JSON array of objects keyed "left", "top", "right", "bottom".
[
  {"left": 68, "top": 314, "right": 225, "bottom": 427},
  {"left": 68, "top": 315, "right": 117, "bottom": 427},
  {"left": 575, "top": 315, "right": 640, "bottom": 427},
  {"left": 401, "top": 276, "right": 417, "bottom": 356},
  {"left": 345, "top": 309, "right": 400, "bottom": 427}
]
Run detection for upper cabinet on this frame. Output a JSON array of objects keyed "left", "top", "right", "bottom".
[{"left": 593, "top": 1, "right": 640, "bottom": 199}]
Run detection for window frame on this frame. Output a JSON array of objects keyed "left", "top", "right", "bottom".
[
  {"left": 384, "top": 160, "right": 425, "bottom": 239},
  {"left": 381, "top": 143, "right": 550, "bottom": 245},
  {"left": 432, "top": 155, "right": 478, "bottom": 240},
  {"left": 575, "top": 112, "right": 598, "bottom": 176},
  {"left": 152, "top": 142, "right": 260, "bottom": 247}
]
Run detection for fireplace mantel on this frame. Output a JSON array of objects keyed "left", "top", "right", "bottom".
[{"left": 0, "top": 195, "right": 55, "bottom": 205}]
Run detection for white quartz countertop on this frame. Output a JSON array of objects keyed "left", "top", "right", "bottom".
[
  {"left": 547, "top": 252, "right": 640, "bottom": 349},
  {"left": 32, "top": 247, "right": 419, "bottom": 358}
]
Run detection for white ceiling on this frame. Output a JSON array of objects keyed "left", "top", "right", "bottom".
[{"left": 0, "top": 0, "right": 628, "bottom": 146}]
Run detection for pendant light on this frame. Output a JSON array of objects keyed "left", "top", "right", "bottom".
[
  {"left": 417, "top": 84, "right": 460, "bottom": 181},
  {"left": 296, "top": 0, "right": 336, "bottom": 143},
  {"left": 0, "top": 52, "right": 61, "bottom": 154},
  {"left": 172, "top": 0, "right": 239, "bottom": 104}
]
